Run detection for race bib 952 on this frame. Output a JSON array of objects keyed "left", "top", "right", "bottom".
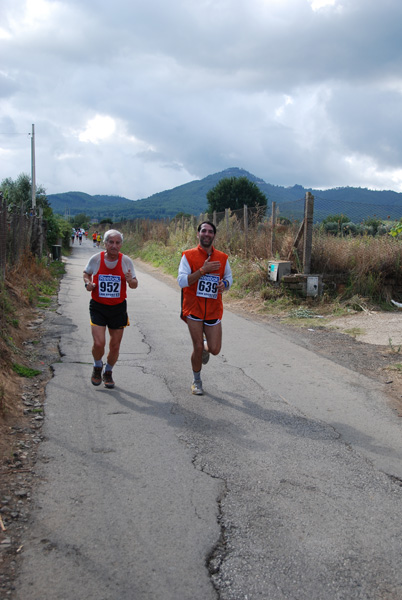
[{"left": 98, "top": 274, "right": 122, "bottom": 298}]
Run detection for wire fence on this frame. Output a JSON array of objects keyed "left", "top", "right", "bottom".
[
  {"left": 261, "top": 194, "right": 402, "bottom": 224},
  {"left": 312, "top": 196, "right": 401, "bottom": 224},
  {"left": 116, "top": 205, "right": 297, "bottom": 262},
  {"left": 114, "top": 192, "right": 402, "bottom": 273},
  {"left": 214, "top": 196, "right": 402, "bottom": 225},
  {"left": 138, "top": 194, "right": 401, "bottom": 231},
  {"left": 0, "top": 193, "right": 6, "bottom": 280},
  {"left": 0, "top": 192, "right": 46, "bottom": 281}
]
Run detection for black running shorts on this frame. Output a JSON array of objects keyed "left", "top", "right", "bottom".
[
  {"left": 89, "top": 299, "right": 129, "bottom": 329},
  {"left": 188, "top": 314, "right": 220, "bottom": 326}
]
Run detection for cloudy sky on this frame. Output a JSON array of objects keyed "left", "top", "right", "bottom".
[{"left": 1, "top": 0, "right": 402, "bottom": 200}]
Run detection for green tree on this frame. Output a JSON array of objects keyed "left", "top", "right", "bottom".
[
  {"left": 322, "top": 214, "right": 350, "bottom": 225},
  {"left": 0, "top": 173, "right": 66, "bottom": 251},
  {"left": 174, "top": 212, "right": 191, "bottom": 219},
  {"left": 207, "top": 176, "right": 268, "bottom": 213},
  {"left": 72, "top": 213, "right": 91, "bottom": 230},
  {"left": 389, "top": 218, "right": 402, "bottom": 238},
  {"left": 48, "top": 214, "right": 72, "bottom": 249},
  {"left": 1, "top": 173, "right": 48, "bottom": 214}
]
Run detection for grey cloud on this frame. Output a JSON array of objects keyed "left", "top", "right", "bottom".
[
  {"left": 0, "top": 73, "right": 19, "bottom": 98},
  {"left": 328, "top": 85, "right": 402, "bottom": 167},
  {"left": 1, "top": 0, "right": 402, "bottom": 197}
]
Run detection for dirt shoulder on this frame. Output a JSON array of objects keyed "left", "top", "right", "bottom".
[
  {"left": 1, "top": 260, "right": 402, "bottom": 596},
  {"left": 0, "top": 298, "right": 61, "bottom": 596}
]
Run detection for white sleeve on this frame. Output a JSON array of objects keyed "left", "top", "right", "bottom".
[
  {"left": 223, "top": 261, "right": 233, "bottom": 289},
  {"left": 177, "top": 255, "right": 191, "bottom": 288},
  {"left": 83, "top": 254, "right": 101, "bottom": 275},
  {"left": 122, "top": 255, "right": 136, "bottom": 277}
]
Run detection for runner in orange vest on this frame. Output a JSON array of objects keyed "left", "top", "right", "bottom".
[{"left": 178, "top": 221, "right": 233, "bottom": 395}]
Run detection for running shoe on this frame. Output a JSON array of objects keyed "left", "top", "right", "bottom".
[
  {"left": 191, "top": 380, "right": 203, "bottom": 395},
  {"left": 202, "top": 336, "right": 210, "bottom": 365},
  {"left": 202, "top": 348, "right": 210, "bottom": 365},
  {"left": 103, "top": 370, "right": 115, "bottom": 389},
  {"left": 91, "top": 365, "right": 103, "bottom": 386}
]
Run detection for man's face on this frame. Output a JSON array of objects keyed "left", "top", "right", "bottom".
[
  {"left": 197, "top": 224, "right": 215, "bottom": 249},
  {"left": 104, "top": 235, "right": 122, "bottom": 256}
]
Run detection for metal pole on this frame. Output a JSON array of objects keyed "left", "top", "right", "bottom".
[{"left": 31, "top": 124, "right": 36, "bottom": 212}]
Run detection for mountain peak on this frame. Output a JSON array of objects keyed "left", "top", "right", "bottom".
[{"left": 47, "top": 168, "right": 402, "bottom": 222}]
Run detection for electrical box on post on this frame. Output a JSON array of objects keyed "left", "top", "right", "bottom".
[
  {"left": 307, "top": 276, "right": 320, "bottom": 297},
  {"left": 268, "top": 261, "right": 291, "bottom": 282}
]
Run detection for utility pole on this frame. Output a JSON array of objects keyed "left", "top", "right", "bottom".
[{"left": 31, "top": 123, "right": 36, "bottom": 212}]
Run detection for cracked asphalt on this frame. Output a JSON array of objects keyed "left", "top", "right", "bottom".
[{"left": 13, "top": 243, "right": 402, "bottom": 600}]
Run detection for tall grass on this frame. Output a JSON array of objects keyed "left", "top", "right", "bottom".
[
  {"left": 312, "top": 233, "right": 402, "bottom": 275},
  {"left": 312, "top": 233, "right": 402, "bottom": 300},
  {"left": 0, "top": 254, "right": 65, "bottom": 361},
  {"left": 116, "top": 218, "right": 402, "bottom": 305}
]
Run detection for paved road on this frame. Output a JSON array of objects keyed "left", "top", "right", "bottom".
[{"left": 16, "top": 241, "right": 402, "bottom": 599}]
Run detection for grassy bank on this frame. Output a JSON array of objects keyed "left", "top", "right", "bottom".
[
  {"left": 117, "top": 220, "right": 402, "bottom": 317},
  {"left": 0, "top": 255, "right": 65, "bottom": 417}
]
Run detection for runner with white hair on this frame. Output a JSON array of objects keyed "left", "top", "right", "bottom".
[{"left": 83, "top": 229, "right": 138, "bottom": 389}]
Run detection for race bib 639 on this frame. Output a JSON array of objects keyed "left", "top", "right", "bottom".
[{"left": 196, "top": 274, "right": 219, "bottom": 299}]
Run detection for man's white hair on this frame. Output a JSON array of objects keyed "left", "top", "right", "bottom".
[{"left": 103, "top": 229, "right": 123, "bottom": 243}]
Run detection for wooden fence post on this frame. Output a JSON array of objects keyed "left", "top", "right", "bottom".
[
  {"left": 0, "top": 192, "right": 5, "bottom": 280},
  {"left": 244, "top": 204, "right": 248, "bottom": 257},
  {"left": 303, "top": 192, "right": 314, "bottom": 274},
  {"left": 38, "top": 207, "right": 44, "bottom": 258},
  {"left": 225, "top": 208, "right": 230, "bottom": 249},
  {"left": 270, "top": 201, "right": 276, "bottom": 257}
]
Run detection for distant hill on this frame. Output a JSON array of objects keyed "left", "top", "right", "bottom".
[
  {"left": 47, "top": 167, "right": 402, "bottom": 223},
  {"left": 47, "top": 168, "right": 257, "bottom": 220}
]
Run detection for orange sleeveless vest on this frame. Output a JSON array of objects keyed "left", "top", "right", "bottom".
[{"left": 181, "top": 245, "right": 228, "bottom": 321}]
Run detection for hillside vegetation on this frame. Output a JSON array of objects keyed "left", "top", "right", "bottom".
[{"left": 47, "top": 167, "right": 402, "bottom": 222}]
